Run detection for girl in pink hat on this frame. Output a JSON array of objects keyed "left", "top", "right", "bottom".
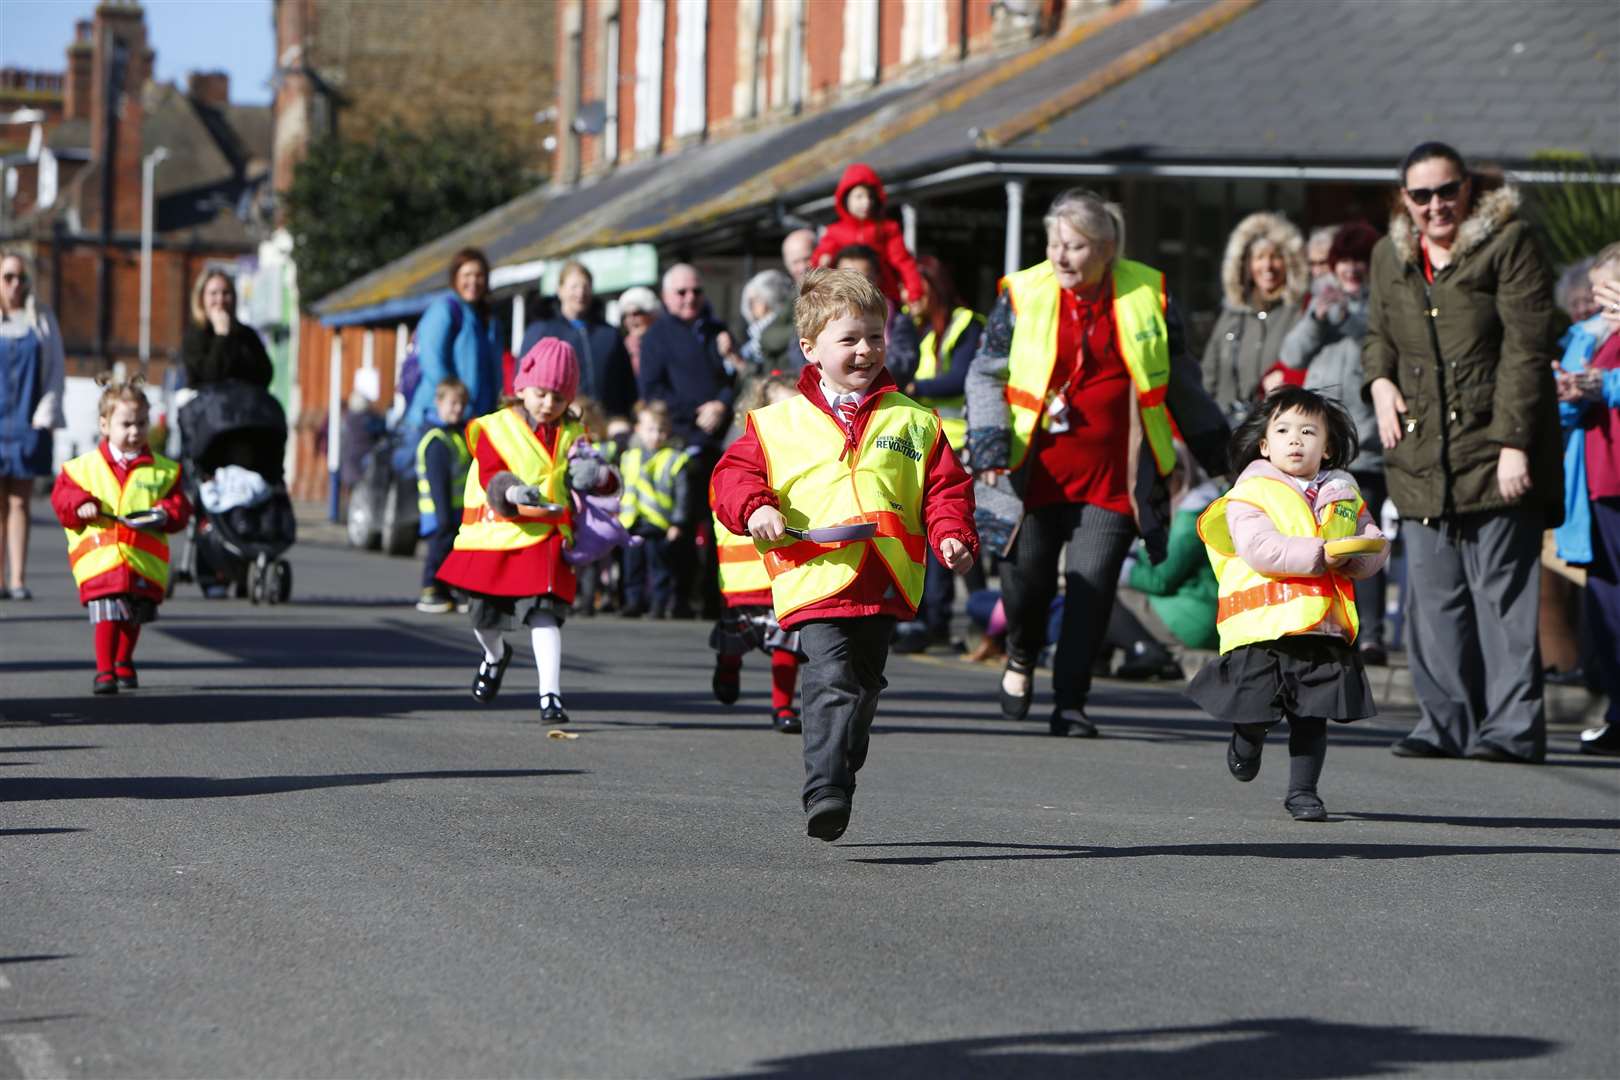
[{"left": 436, "top": 338, "right": 620, "bottom": 724}]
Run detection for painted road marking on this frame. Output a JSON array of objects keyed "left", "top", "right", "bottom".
[{"left": 1, "top": 1034, "right": 65, "bottom": 1080}]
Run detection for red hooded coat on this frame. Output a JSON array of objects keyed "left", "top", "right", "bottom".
[{"left": 809, "top": 163, "right": 925, "bottom": 306}]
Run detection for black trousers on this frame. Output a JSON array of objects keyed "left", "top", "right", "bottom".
[
  {"left": 1001, "top": 502, "right": 1138, "bottom": 710},
  {"left": 797, "top": 617, "right": 895, "bottom": 808},
  {"left": 1352, "top": 471, "right": 1387, "bottom": 647}
]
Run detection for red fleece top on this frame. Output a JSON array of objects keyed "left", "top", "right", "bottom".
[
  {"left": 809, "top": 163, "right": 925, "bottom": 305},
  {"left": 1023, "top": 283, "right": 1134, "bottom": 516},
  {"left": 51, "top": 440, "right": 192, "bottom": 605},
  {"left": 709, "top": 366, "right": 978, "bottom": 628},
  {"left": 435, "top": 412, "right": 576, "bottom": 601},
  {"left": 1586, "top": 333, "right": 1620, "bottom": 499}
]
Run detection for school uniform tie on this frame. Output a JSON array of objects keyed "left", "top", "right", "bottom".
[{"left": 837, "top": 398, "right": 859, "bottom": 428}]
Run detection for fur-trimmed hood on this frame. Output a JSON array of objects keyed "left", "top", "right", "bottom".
[
  {"left": 1388, "top": 183, "right": 1521, "bottom": 266},
  {"left": 1220, "top": 211, "right": 1309, "bottom": 311}
]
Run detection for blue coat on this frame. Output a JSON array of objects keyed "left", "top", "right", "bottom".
[
  {"left": 406, "top": 296, "right": 504, "bottom": 431},
  {"left": 1556, "top": 315, "right": 1620, "bottom": 564},
  {"left": 519, "top": 315, "right": 637, "bottom": 418},
  {"left": 636, "top": 311, "right": 735, "bottom": 452}
]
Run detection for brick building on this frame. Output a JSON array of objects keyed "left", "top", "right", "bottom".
[{"left": 0, "top": 2, "right": 272, "bottom": 390}]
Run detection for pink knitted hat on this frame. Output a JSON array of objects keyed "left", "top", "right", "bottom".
[{"left": 514, "top": 337, "right": 579, "bottom": 399}]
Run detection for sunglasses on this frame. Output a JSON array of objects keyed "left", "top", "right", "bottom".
[
  {"left": 673, "top": 287, "right": 703, "bottom": 296},
  {"left": 1405, "top": 179, "right": 1464, "bottom": 205},
  {"left": 1, "top": 273, "right": 26, "bottom": 284}
]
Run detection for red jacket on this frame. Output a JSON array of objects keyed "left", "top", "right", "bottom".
[
  {"left": 710, "top": 366, "right": 977, "bottom": 628},
  {"left": 51, "top": 440, "right": 192, "bottom": 605},
  {"left": 809, "top": 163, "right": 924, "bottom": 305}
]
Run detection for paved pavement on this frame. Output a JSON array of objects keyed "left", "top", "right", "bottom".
[{"left": 2, "top": 514, "right": 1616, "bottom": 1079}]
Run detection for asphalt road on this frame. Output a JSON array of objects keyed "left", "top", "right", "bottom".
[{"left": 2, "top": 515, "right": 1617, "bottom": 1079}]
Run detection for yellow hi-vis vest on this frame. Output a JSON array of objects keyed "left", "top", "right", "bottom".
[
  {"left": 451, "top": 407, "right": 579, "bottom": 552},
  {"left": 1001, "top": 258, "right": 1175, "bottom": 475},
  {"left": 415, "top": 426, "right": 470, "bottom": 536},
  {"left": 61, "top": 449, "right": 180, "bottom": 591},
  {"left": 1196, "top": 475, "right": 1364, "bottom": 654},
  {"left": 749, "top": 390, "right": 938, "bottom": 619},
  {"left": 915, "top": 306, "right": 983, "bottom": 451},
  {"left": 619, "top": 444, "right": 689, "bottom": 530},
  {"left": 713, "top": 512, "right": 772, "bottom": 596}
]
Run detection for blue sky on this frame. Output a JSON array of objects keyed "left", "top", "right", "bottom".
[{"left": 1, "top": 0, "right": 275, "bottom": 104}]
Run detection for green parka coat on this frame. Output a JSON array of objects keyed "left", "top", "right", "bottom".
[{"left": 1361, "top": 184, "right": 1562, "bottom": 524}]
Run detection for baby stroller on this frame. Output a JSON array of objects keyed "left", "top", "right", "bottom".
[{"left": 172, "top": 379, "right": 298, "bottom": 604}]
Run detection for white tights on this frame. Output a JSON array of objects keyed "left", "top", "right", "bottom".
[{"left": 473, "top": 615, "right": 562, "bottom": 698}]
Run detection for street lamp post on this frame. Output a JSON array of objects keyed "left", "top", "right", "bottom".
[{"left": 139, "top": 146, "right": 169, "bottom": 369}]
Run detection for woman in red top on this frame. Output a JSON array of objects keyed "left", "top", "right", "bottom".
[{"left": 965, "top": 189, "right": 1228, "bottom": 736}]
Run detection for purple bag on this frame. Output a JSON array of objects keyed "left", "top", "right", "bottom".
[{"left": 563, "top": 442, "right": 637, "bottom": 566}]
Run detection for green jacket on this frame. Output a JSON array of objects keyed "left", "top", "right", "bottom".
[
  {"left": 1127, "top": 493, "right": 1219, "bottom": 651},
  {"left": 1361, "top": 185, "right": 1563, "bottom": 524}
]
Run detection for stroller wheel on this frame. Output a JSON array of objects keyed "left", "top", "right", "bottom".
[
  {"left": 270, "top": 560, "right": 292, "bottom": 604},
  {"left": 249, "top": 567, "right": 266, "bottom": 605}
]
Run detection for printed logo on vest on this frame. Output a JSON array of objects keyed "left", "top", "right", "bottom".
[{"left": 873, "top": 434, "right": 922, "bottom": 462}]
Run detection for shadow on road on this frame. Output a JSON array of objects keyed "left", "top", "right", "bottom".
[
  {"left": 838, "top": 839, "right": 1620, "bottom": 865},
  {"left": 1341, "top": 811, "right": 1620, "bottom": 830},
  {"left": 702, "top": 1017, "right": 1555, "bottom": 1079},
  {"left": 3, "top": 690, "right": 485, "bottom": 726},
  {"left": 0, "top": 828, "right": 85, "bottom": 837},
  {"left": 0, "top": 769, "right": 583, "bottom": 802}
]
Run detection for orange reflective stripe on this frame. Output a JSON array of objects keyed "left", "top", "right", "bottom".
[
  {"left": 68, "top": 525, "right": 168, "bottom": 567},
  {"left": 1216, "top": 578, "right": 1335, "bottom": 623},
  {"left": 760, "top": 511, "right": 924, "bottom": 578},
  {"left": 460, "top": 505, "right": 572, "bottom": 526},
  {"left": 1006, "top": 384, "right": 1045, "bottom": 412},
  {"left": 717, "top": 544, "right": 762, "bottom": 564}
]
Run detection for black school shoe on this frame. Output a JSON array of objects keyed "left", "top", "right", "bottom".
[
  {"left": 1049, "top": 708, "right": 1098, "bottom": 738},
  {"left": 806, "top": 790, "right": 852, "bottom": 842},
  {"left": 1390, "top": 737, "right": 1451, "bottom": 759},
  {"left": 471, "top": 641, "right": 514, "bottom": 704},
  {"left": 539, "top": 693, "right": 569, "bottom": 725},
  {"left": 1227, "top": 730, "right": 1263, "bottom": 782},
  {"left": 92, "top": 671, "right": 118, "bottom": 696},
  {"left": 1580, "top": 723, "right": 1620, "bottom": 757},
  {"left": 114, "top": 665, "right": 139, "bottom": 690},
  {"left": 771, "top": 706, "right": 801, "bottom": 734},
  {"left": 1285, "top": 792, "right": 1328, "bottom": 822},
  {"left": 1000, "top": 661, "right": 1034, "bottom": 721},
  {"left": 712, "top": 661, "right": 740, "bottom": 705}
]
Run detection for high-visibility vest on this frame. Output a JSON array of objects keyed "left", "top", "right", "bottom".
[
  {"left": 1001, "top": 258, "right": 1176, "bottom": 476},
  {"left": 1196, "top": 475, "right": 1363, "bottom": 654},
  {"left": 61, "top": 449, "right": 180, "bottom": 592},
  {"left": 915, "top": 306, "right": 983, "bottom": 451},
  {"left": 619, "top": 444, "right": 690, "bottom": 531},
  {"left": 415, "top": 425, "right": 470, "bottom": 536},
  {"left": 713, "top": 512, "right": 772, "bottom": 596},
  {"left": 749, "top": 390, "right": 937, "bottom": 619},
  {"left": 451, "top": 407, "right": 579, "bottom": 552}
]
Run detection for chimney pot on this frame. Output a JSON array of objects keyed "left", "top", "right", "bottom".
[{"left": 187, "top": 70, "right": 231, "bottom": 109}]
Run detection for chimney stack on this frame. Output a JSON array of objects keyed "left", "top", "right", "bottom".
[
  {"left": 87, "top": 0, "right": 153, "bottom": 235},
  {"left": 64, "top": 21, "right": 93, "bottom": 121},
  {"left": 187, "top": 70, "right": 231, "bottom": 109}
]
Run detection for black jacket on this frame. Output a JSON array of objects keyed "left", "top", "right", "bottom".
[
  {"left": 519, "top": 315, "right": 637, "bottom": 419},
  {"left": 181, "top": 322, "right": 273, "bottom": 390}
]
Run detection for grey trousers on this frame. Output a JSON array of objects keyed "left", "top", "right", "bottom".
[
  {"left": 1402, "top": 509, "right": 1546, "bottom": 761},
  {"left": 797, "top": 617, "right": 895, "bottom": 808}
]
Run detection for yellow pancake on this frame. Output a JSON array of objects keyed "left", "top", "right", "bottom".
[{"left": 1324, "top": 538, "right": 1387, "bottom": 557}]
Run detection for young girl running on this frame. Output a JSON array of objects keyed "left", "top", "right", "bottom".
[
  {"left": 435, "top": 339, "right": 619, "bottom": 724},
  {"left": 51, "top": 375, "right": 191, "bottom": 694},
  {"left": 1186, "top": 387, "right": 1388, "bottom": 821},
  {"left": 710, "top": 374, "right": 806, "bottom": 733}
]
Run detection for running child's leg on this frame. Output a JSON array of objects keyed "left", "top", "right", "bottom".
[
  {"left": 114, "top": 623, "right": 141, "bottom": 686},
  {"left": 93, "top": 619, "right": 119, "bottom": 693},
  {"left": 530, "top": 613, "right": 561, "bottom": 699},
  {"left": 843, "top": 617, "right": 896, "bottom": 794},
  {"left": 1287, "top": 715, "right": 1328, "bottom": 796},
  {"left": 1227, "top": 721, "right": 1269, "bottom": 782},
  {"left": 473, "top": 626, "right": 506, "bottom": 663},
  {"left": 769, "top": 649, "right": 799, "bottom": 712}
]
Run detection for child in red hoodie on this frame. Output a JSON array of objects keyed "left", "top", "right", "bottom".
[
  {"left": 810, "top": 163, "right": 925, "bottom": 307},
  {"left": 51, "top": 375, "right": 191, "bottom": 694},
  {"left": 711, "top": 269, "right": 977, "bottom": 841}
]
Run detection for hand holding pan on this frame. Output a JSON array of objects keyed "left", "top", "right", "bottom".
[
  {"left": 119, "top": 508, "right": 168, "bottom": 530},
  {"left": 784, "top": 522, "right": 878, "bottom": 544},
  {"left": 509, "top": 485, "right": 567, "bottom": 519},
  {"left": 1324, "top": 537, "right": 1386, "bottom": 557}
]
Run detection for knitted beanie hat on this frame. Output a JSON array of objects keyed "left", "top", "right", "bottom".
[
  {"left": 1327, "top": 222, "right": 1381, "bottom": 268},
  {"left": 514, "top": 337, "right": 580, "bottom": 400}
]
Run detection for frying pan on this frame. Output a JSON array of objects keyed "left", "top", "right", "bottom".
[
  {"left": 784, "top": 522, "right": 878, "bottom": 544},
  {"left": 118, "top": 509, "right": 167, "bottom": 530}
]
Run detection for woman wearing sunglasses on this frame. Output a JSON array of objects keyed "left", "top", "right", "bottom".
[
  {"left": 0, "top": 251, "right": 66, "bottom": 601},
  {"left": 1363, "top": 140, "right": 1561, "bottom": 765}
]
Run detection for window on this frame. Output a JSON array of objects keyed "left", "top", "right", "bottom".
[
  {"left": 634, "top": 0, "right": 665, "bottom": 152},
  {"left": 673, "top": 0, "right": 707, "bottom": 138}
]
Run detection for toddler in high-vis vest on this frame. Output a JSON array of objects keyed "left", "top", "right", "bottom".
[
  {"left": 435, "top": 338, "right": 620, "bottom": 725},
  {"left": 414, "top": 376, "right": 471, "bottom": 614},
  {"left": 710, "top": 374, "right": 807, "bottom": 734},
  {"left": 1186, "top": 387, "right": 1389, "bottom": 821},
  {"left": 51, "top": 375, "right": 191, "bottom": 695},
  {"left": 617, "top": 399, "right": 693, "bottom": 618},
  {"left": 711, "top": 269, "right": 978, "bottom": 842}
]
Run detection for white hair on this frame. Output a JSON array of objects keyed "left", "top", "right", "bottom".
[
  {"left": 1043, "top": 188, "right": 1125, "bottom": 253},
  {"left": 740, "top": 269, "right": 794, "bottom": 322},
  {"left": 661, "top": 263, "right": 699, "bottom": 291},
  {"left": 617, "top": 286, "right": 662, "bottom": 316}
]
